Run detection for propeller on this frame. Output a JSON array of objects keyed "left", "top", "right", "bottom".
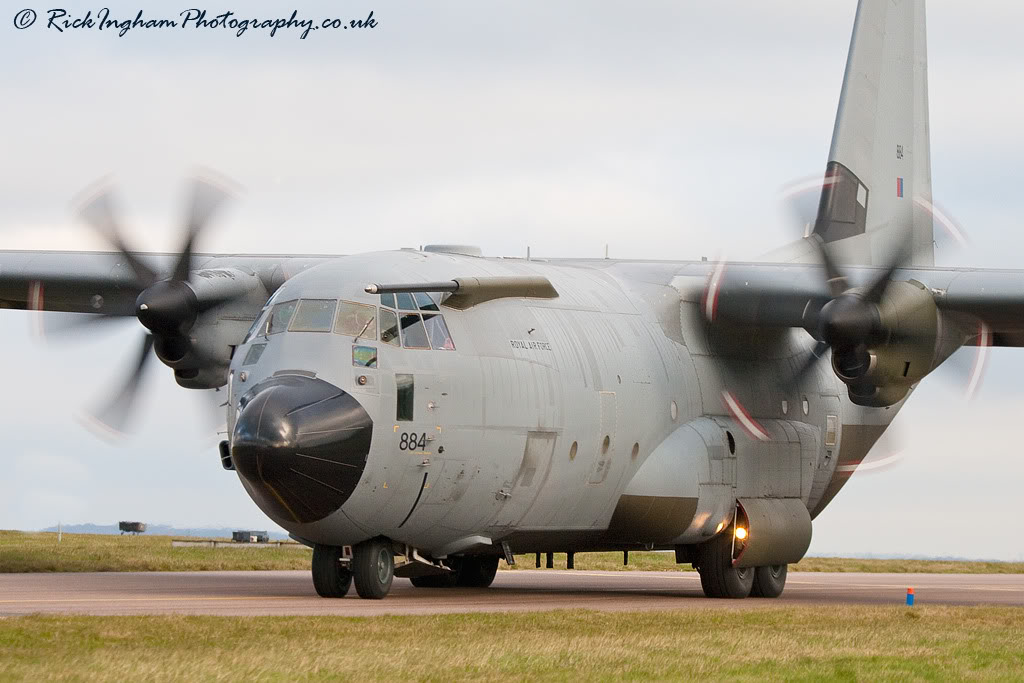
[
  {"left": 69, "top": 174, "right": 239, "bottom": 434},
  {"left": 786, "top": 233, "right": 912, "bottom": 392},
  {"left": 778, "top": 175, "right": 984, "bottom": 399}
]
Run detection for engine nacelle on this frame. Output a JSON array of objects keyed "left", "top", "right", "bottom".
[
  {"left": 835, "top": 280, "right": 943, "bottom": 407},
  {"left": 152, "top": 268, "right": 268, "bottom": 389}
]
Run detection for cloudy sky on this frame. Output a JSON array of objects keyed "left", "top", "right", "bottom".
[{"left": 2, "top": 1, "right": 1023, "bottom": 560}]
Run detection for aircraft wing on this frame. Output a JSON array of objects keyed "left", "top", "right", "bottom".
[
  {"left": 684, "top": 260, "right": 1024, "bottom": 347},
  {"left": 0, "top": 250, "right": 168, "bottom": 315},
  {"left": 0, "top": 250, "right": 330, "bottom": 316}
]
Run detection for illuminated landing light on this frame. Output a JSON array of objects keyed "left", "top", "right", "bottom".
[
  {"left": 715, "top": 522, "right": 725, "bottom": 534},
  {"left": 735, "top": 527, "right": 748, "bottom": 541}
]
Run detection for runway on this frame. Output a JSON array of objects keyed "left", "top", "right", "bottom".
[{"left": 1, "top": 570, "right": 1022, "bottom": 616}]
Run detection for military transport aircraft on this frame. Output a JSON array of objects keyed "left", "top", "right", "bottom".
[{"left": 0, "top": 0, "right": 1015, "bottom": 599}]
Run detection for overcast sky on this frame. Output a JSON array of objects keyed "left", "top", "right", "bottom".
[{"left": 2, "top": 1, "right": 1023, "bottom": 560}]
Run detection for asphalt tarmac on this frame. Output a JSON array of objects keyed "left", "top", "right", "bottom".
[{"left": 1, "top": 570, "right": 1022, "bottom": 616}]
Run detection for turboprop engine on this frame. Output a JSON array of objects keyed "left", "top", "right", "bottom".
[
  {"left": 814, "top": 279, "right": 939, "bottom": 407},
  {"left": 705, "top": 235, "right": 962, "bottom": 408}
]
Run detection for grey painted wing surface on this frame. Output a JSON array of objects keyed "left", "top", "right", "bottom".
[
  {"left": 0, "top": 250, "right": 332, "bottom": 315},
  {"left": 4, "top": 247, "right": 1024, "bottom": 344},
  {"left": 687, "top": 259, "right": 1024, "bottom": 346},
  {"left": 0, "top": 250, "right": 153, "bottom": 315}
]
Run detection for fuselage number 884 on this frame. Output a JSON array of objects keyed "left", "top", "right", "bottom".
[{"left": 399, "top": 432, "right": 428, "bottom": 451}]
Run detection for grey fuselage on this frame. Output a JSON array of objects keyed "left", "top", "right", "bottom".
[{"left": 227, "top": 249, "right": 887, "bottom": 557}]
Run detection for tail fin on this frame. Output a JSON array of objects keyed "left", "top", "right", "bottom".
[{"left": 770, "top": 0, "right": 934, "bottom": 267}]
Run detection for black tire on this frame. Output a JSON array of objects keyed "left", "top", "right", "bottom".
[
  {"left": 455, "top": 556, "right": 499, "bottom": 588},
  {"left": 311, "top": 545, "right": 352, "bottom": 598},
  {"left": 410, "top": 573, "right": 457, "bottom": 588},
  {"left": 352, "top": 538, "right": 395, "bottom": 599},
  {"left": 751, "top": 564, "right": 788, "bottom": 598},
  {"left": 696, "top": 533, "right": 754, "bottom": 599}
]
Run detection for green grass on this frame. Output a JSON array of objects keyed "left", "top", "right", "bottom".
[
  {"left": 2, "top": 607, "right": 1023, "bottom": 680},
  {"left": 503, "top": 552, "right": 1024, "bottom": 574},
  {"left": 4, "top": 531, "right": 1022, "bottom": 574},
  {"left": 0, "top": 531, "right": 310, "bottom": 573}
]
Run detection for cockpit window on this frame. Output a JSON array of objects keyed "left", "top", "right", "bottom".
[
  {"left": 396, "top": 292, "right": 417, "bottom": 311},
  {"left": 267, "top": 300, "right": 298, "bottom": 335},
  {"left": 379, "top": 293, "right": 396, "bottom": 309},
  {"left": 335, "top": 301, "right": 377, "bottom": 340},
  {"left": 414, "top": 292, "right": 440, "bottom": 312},
  {"left": 289, "top": 299, "right": 337, "bottom": 332},
  {"left": 243, "top": 306, "right": 270, "bottom": 343},
  {"left": 422, "top": 314, "right": 455, "bottom": 350},
  {"left": 380, "top": 308, "right": 400, "bottom": 346},
  {"left": 400, "top": 313, "right": 430, "bottom": 349}
]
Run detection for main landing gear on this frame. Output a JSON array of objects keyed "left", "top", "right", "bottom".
[
  {"left": 408, "top": 556, "right": 500, "bottom": 589},
  {"left": 695, "top": 531, "right": 788, "bottom": 599},
  {"left": 312, "top": 538, "right": 395, "bottom": 600}
]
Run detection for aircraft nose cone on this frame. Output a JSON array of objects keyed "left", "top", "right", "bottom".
[{"left": 231, "top": 375, "right": 373, "bottom": 524}]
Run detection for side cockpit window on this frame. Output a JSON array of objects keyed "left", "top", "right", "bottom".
[
  {"left": 380, "top": 292, "right": 455, "bottom": 351},
  {"left": 400, "top": 314, "right": 430, "bottom": 349},
  {"left": 267, "top": 300, "right": 297, "bottom": 335},
  {"left": 413, "top": 292, "right": 439, "bottom": 311},
  {"left": 423, "top": 314, "right": 455, "bottom": 350},
  {"left": 396, "top": 292, "right": 417, "bottom": 311},
  {"left": 380, "top": 309, "right": 400, "bottom": 346}
]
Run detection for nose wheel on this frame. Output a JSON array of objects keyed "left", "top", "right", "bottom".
[
  {"left": 351, "top": 538, "right": 395, "bottom": 599},
  {"left": 311, "top": 545, "right": 352, "bottom": 598}
]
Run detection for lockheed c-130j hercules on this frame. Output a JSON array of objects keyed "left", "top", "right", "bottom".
[{"left": 1, "top": 0, "right": 1016, "bottom": 599}]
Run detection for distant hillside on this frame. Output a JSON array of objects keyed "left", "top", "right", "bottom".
[{"left": 39, "top": 523, "right": 289, "bottom": 540}]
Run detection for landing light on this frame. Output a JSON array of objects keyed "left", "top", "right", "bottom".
[{"left": 734, "top": 527, "right": 748, "bottom": 541}]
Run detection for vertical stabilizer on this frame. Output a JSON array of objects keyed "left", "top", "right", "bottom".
[
  {"left": 765, "top": 0, "right": 935, "bottom": 267},
  {"left": 814, "top": 0, "right": 933, "bottom": 266}
]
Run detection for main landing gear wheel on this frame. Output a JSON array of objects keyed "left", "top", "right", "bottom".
[
  {"left": 352, "top": 538, "right": 395, "bottom": 599},
  {"left": 408, "top": 556, "right": 499, "bottom": 589},
  {"left": 311, "top": 545, "right": 352, "bottom": 598},
  {"left": 751, "top": 564, "right": 788, "bottom": 598},
  {"left": 696, "top": 532, "right": 753, "bottom": 599},
  {"left": 410, "top": 574, "right": 456, "bottom": 588},
  {"left": 455, "top": 556, "right": 499, "bottom": 588}
]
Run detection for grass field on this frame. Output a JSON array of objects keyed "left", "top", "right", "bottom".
[
  {"left": 2, "top": 607, "right": 1023, "bottom": 680},
  {"left": 3, "top": 530, "right": 1023, "bottom": 574},
  {"left": 0, "top": 531, "right": 310, "bottom": 573}
]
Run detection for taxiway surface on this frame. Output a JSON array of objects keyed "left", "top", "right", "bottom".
[{"left": 2, "top": 570, "right": 1023, "bottom": 616}]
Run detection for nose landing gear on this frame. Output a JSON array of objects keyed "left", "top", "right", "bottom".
[
  {"left": 311, "top": 538, "right": 395, "bottom": 599},
  {"left": 312, "top": 545, "right": 352, "bottom": 598},
  {"left": 351, "top": 538, "right": 395, "bottom": 599}
]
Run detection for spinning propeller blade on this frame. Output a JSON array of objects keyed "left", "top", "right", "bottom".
[{"left": 67, "top": 174, "right": 242, "bottom": 432}]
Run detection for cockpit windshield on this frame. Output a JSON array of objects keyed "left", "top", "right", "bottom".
[
  {"left": 290, "top": 299, "right": 336, "bottom": 332},
  {"left": 240, "top": 293, "right": 454, "bottom": 351}
]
